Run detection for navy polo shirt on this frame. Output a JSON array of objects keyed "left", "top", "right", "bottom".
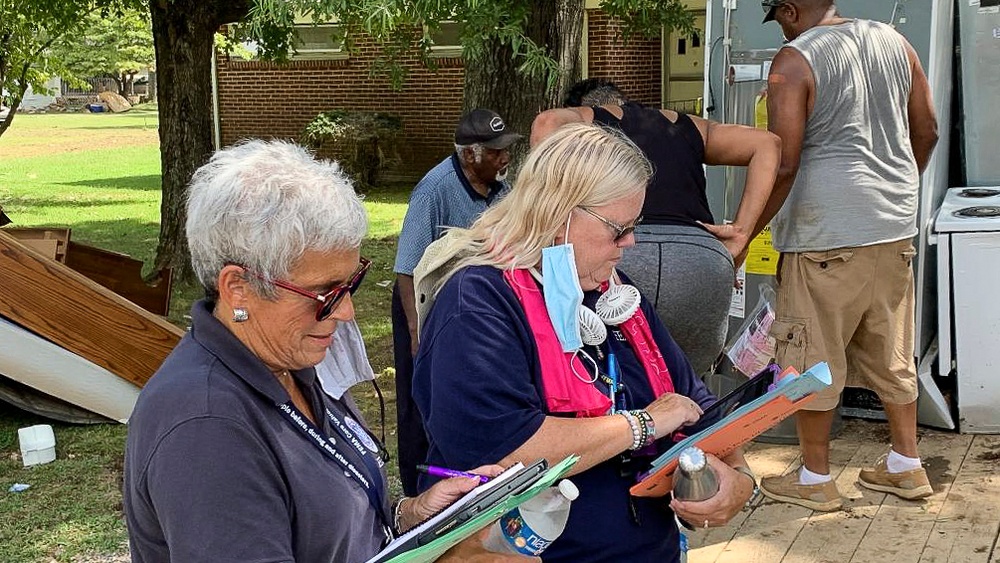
[
  {"left": 393, "top": 154, "right": 508, "bottom": 276},
  {"left": 413, "top": 266, "right": 719, "bottom": 563},
  {"left": 124, "top": 300, "right": 389, "bottom": 563}
]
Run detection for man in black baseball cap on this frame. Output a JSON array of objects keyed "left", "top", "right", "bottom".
[
  {"left": 391, "top": 108, "right": 520, "bottom": 495},
  {"left": 454, "top": 108, "right": 521, "bottom": 150},
  {"left": 761, "top": 0, "right": 784, "bottom": 23}
]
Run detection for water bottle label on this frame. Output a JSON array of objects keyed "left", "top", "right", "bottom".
[{"left": 498, "top": 509, "right": 552, "bottom": 556}]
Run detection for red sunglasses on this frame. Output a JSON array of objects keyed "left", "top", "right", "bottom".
[{"left": 249, "top": 257, "right": 371, "bottom": 321}]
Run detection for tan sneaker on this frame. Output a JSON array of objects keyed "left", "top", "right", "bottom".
[
  {"left": 858, "top": 455, "right": 933, "bottom": 500},
  {"left": 760, "top": 471, "right": 843, "bottom": 511}
]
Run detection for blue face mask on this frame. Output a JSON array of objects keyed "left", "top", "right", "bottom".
[{"left": 542, "top": 215, "right": 584, "bottom": 352}]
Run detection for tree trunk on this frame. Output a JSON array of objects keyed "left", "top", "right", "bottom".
[
  {"left": 0, "top": 58, "right": 30, "bottom": 139},
  {"left": 463, "top": 0, "right": 584, "bottom": 168},
  {"left": 148, "top": 0, "right": 248, "bottom": 282}
]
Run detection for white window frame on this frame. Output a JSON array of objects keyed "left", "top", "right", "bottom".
[
  {"left": 290, "top": 23, "right": 348, "bottom": 61},
  {"left": 425, "top": 20, "right": 464, "bottom": 59}
]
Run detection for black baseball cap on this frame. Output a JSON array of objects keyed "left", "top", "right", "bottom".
[
  {"left": 762, "top": 0, "right": 784, "bottom": 23},
  {"left": 454, "top": 109, "right": 521, "bottom": 149}
]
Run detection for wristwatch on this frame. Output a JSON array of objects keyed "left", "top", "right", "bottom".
[{"left": 733, "top": 465, "right": 760, "bottom": 509}]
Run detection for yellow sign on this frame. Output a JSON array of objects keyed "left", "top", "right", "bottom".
[
  {"left": 754, "top": 92, "right": 768, "bottom": 130},
  {"left": 746, "top": 224, "right": 780, "bottom": 276}
]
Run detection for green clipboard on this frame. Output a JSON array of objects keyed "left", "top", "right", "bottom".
[{"left": 367, "top": 455, "right": 579, "bottom": 563}]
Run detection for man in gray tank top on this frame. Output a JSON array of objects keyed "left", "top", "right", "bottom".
[{"left": 752, "top": 0, "right": 939, "bottom": 511}]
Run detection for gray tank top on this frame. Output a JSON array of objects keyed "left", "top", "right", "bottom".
[{"left": 772, "top": 20, "right": 918, "bottom": 252}]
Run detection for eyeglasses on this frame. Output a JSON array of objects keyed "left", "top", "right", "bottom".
[
  {"left": 578, "top": 207, "right": 643, "bottom": 243},
  {"left": 250, "top": 257, "right": 371, "bottom": 321}
]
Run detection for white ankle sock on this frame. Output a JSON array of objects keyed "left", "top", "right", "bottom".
[
  {"left": 798, "top": 465, "right": 832, "bottom": 485},
  {"left": 886, "top": 449, "right": 922, "bottom": 473}
]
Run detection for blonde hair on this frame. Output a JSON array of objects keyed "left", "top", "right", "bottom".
[{"left": 430, "top": 122, "right": 651, "bottom": 291}]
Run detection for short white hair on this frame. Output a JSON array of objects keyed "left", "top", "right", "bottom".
[
  {"left": 454, "top": 143, "right": 483, "bottom": 163},
  {"left": 186, "top": 139, "right": 368, "bottom": 299}
]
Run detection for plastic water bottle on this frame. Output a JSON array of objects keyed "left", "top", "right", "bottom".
[
  {"left": 483, "top": 480, "right": 579, "bottom": 556},
  {"left": 679, "top": 529, "right": 689, "bottom": 563},
  {"left": 672, "top": 446, "right": 719, "bottom": 502}
]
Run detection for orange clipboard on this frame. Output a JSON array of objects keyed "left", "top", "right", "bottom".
[{"left": 630, "top": 362, "right": 832, "bottom": 498}]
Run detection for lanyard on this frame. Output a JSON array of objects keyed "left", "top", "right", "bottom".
[
  {"left": 277, "top": 401, "right": 392, "bottom": 534},
  {"left": 589, "top": 338, "right": 629, "bottom": 414}
]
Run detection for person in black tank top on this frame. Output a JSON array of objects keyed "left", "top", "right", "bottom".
[
  {"left": 592, "top": 103, "right": 713, "bottom": 227},
  {"left": 531, "top": 79, "right": 781, "bottom": 374}
]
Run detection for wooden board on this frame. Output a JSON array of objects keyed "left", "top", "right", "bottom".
[
  {"left": 688, "top": 423, "right": 1000, "bottom": 563},
  {"left": 0, "top": 230, "right": 183, "bottom": 388},
  {"left": 65, "top": 241, "right": 173, "bottom": 316},
  {"left": 919, "top": 435, "right": 1000, "bottom": 563},
  {"left": 3, "top": 227, "right": 70, "bottom": 263},
  {"left": 688, "top": 441, "right": 803, "bottom": 562},
  {"left": 712, "top": 435, "right": 862, "bottom": 563},
  {"left": 850, "top": 431, "right": 973, "bottom": 563}
]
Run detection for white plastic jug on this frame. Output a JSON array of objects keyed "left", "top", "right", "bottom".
[{"left": 18, "top": 424, "right": 56, "bottom": 467}]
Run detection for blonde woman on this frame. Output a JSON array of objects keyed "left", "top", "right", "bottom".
[{"left": 412, "top": 124, "right": 756, "bottom": 562}]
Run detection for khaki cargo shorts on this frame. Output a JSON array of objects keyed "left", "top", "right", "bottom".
[{"left": 770, "top": 238, "right": 918, "bottom": 411}]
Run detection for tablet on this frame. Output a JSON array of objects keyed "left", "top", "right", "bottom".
[
  {"left": 684, "top": 364, "right": 778, "bottom": 435},
  {"left": 416, "top": 459, "right": 548, "bottom": 546}
]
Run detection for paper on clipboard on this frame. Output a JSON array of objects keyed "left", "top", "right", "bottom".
[
  {"left": 629, "top": 362, "right": 832, "bottom": 498},
  {"left": 367, "top": 455, "right": 579, "bottom": 563}
]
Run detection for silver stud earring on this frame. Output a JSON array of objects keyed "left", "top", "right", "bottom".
[{"left": 232, "top": 307, "right": 249, "bottom": 323}]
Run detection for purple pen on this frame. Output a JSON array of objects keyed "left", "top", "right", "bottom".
[{"left": 416, "top": 464, "right": 490, "bottom": 484}]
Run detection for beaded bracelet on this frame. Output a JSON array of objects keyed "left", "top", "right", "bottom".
[
  {"left": 629, "top": 409, "right": 656, "bottom": 448},
  {"left": 391, "top": 497, "right": 408, "bottom": 535},
  {"left": 618, "top": 411, "right": 644, "bottom": 450}
]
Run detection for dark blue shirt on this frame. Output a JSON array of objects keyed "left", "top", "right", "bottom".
[
  {"left": 124, "top": 300, "right": 389, "bottom": 563},
  {"left": 413, "top": 266, "right": 718, "bottom": 563}
]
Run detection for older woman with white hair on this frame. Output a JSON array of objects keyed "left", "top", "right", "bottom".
[
  {"left": 412, "top": 123, "right": 756, "bottom": 562},
  {"left": 123, "top": 140, "right": 530, "bottom": 563}
]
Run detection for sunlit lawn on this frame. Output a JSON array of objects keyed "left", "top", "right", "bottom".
[{"left": 0, "top": 106, "right": 411, "bottom": 561}]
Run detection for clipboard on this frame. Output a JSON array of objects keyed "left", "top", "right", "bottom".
[
  {"left": 630, "top": 362, "right": 832, "bottom": 498},
  {"left": 366, "top": 455, "right": 579, "bottom": 563},
  {"left": 415, "top": 459, "right": 548, "bottom": 546}
]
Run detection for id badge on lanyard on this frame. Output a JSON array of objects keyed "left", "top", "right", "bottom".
[{"left": 277, "top": 401, "right": 391, "bottom": 536}]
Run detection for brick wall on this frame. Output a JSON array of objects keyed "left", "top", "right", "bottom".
[
  {"left": 586, "top": 11, "right": 662, "bottom": 107},
  {"left": 216, "top": 34, "right": 465, "bottom": 181},
  {"left": 215, "top": 12, "right": 664, "bottom": 181}
]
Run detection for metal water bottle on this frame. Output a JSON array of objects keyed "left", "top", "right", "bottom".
[{"left": 672, "top": 446, "right": 719, "bottom": 501}]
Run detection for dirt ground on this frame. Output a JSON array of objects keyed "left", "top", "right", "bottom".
[{"left": 6, "top": 129, "right": 159, "bottom": 160}]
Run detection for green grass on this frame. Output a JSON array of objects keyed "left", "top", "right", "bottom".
[
  {"left": 0, "top": 107, "right": 411, "bottom": 561},
  {"left": 0, "top": 410, "right": 130, "bottom": 561}
]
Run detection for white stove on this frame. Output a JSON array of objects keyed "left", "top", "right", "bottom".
[
  {"left": 934, "top": 187, "right": 1000, "bottom": 232},
  {"left": 934, "top": 186, "right": 1000, "bottom": 433}
]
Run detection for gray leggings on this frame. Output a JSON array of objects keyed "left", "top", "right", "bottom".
[{"left": 618, "top": 224, "right": 735, "bottom": 375}]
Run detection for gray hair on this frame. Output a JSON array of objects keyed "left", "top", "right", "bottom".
[
  {"left": 580, "top": 85, "right": 627, "bottom": 107},
  {"left": 454, "top": 143, "right": 483, "bottom": 163},
  {"left": 186, "top": 139, "right": 368, "bottom": 299}
]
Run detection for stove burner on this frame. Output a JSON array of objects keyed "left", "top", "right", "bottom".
[
  {"left": 958, "top": 188, "right": 1000, "bottom": 198},
  {"left": 954, "top": 206, "right": 1000, "bottom": 218}
]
